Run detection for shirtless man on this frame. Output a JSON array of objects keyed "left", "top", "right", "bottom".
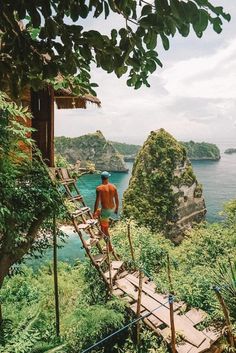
[{"left": 93, "top": 171, "right": 119, "bottom": 251}]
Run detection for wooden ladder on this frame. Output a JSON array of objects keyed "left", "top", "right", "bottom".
[{"left": 55, "top": 168, "right": 124, "bottom": 290}]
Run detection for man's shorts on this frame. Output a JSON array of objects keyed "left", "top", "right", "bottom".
[{"left": 100, "top": 208, "right": 114, "bottom": 227}]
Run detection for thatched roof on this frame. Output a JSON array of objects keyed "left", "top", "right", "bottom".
[
  {"left": 54, "top": 90, "right": 101, "bottom": 109},
  {"left": 53, "top": 72, "right": 101, "bottom": 109},
  {"left": 20, "top": 83, "right": 101, "bottom": 110}
]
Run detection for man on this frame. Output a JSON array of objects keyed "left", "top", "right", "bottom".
[{"left": 93, "top": 171, "right": 119, "bottom": 251}]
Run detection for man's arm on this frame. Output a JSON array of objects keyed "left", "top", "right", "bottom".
[
  {"left": 94, "top": 189, "right": 100, "bottom": 214},
  {"left": 114, "top": 189, "right": 119, "bottom": 214}
]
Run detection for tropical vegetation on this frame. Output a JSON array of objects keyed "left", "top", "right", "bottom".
[
  {"left": 0, "top": 205, "right": 235, "bottom": 352},
  {"left": 0, "top": 0, "right": 230, "bottom": 98}
]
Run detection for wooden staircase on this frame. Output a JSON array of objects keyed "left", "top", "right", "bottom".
[
  {"left": 55, "top": 168, "right": 221, "bottom": 353},
  {"left": 55, "top": 168, "right": 124, "bottom": 288}
]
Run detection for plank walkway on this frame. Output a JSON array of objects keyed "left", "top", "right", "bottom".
[{"left": 54, "top": 168, "right": 221, "bottom": 353}]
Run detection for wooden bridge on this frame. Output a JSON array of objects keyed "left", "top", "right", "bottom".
[{"left": 55, "top": 168, "right": 221, "bottom": 353}]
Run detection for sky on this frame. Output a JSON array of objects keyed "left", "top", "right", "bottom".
[{"left": 55, "top": 1, "right": 236, "bottom": 147}]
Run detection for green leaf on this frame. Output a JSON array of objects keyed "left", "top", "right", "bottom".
[
  {"left": 211, "top": 17, "right": 223, "bottom": 34},
  {"left": 45, "top": 18, "right": 58, "bottom": 39},
  {"left": 134, "top": 79, "right": 142, "bottom": 89},
  {"left": 141, "top": 5, "right": 152, "bottom": 17},
  {"left": 148, "top": 30, "right": 157, "bottom": 50},
  {"left": 104, "top": 2, "right": 110, "bottom": 19},
  {"left": 160, "top": 33, "right": 169, "bottom": 50},
  {"left": 80, "top": 4, "right": 89, "bottom": 18},
  {"left": 115, "top": 66, "right": 128, "bottom": 78},
  {"left": 147, "top": 60, "right": 156, "bottom": 73}
]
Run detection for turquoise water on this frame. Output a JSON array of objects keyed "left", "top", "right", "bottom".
[
  {"left": 31, "top": 152, "right": 236, "bottom": 266},
  {"left": 78, "top": 154, "right": 236, "bottom": 223}
]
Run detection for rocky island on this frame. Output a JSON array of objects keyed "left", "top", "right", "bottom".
[
  {"left": 181, "top": 141, "right": 221, "bottom": 160},
  {"left": 111, "top": 140, "right": 221, "bottom": 161},
  {"left": 123, "top": 129, "right": 206, "bottom": 243},
  {"left": 55, "top": 131, "right": 128, "bottom": 172},
  {"left": 224, "top": 148, "right": 236, "bottom": 154}
]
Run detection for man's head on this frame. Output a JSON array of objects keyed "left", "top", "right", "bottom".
[{"left": 101, "top": 171, "right": 111, "bottom": 181}]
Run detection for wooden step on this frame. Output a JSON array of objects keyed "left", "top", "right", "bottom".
[
  {"left": 183, "top": 308, "right": 207, "bottom": 326},
  {"left": 86, "top": 219, "right": 98, "bottom": 226},
  {"left": 125, "top": 274, "right": 182, "bottom": 311},
  {"left": 76, "top": 219, "right": 98, "bottom": 231},
  {"left": 111, "top": 261, "right": 124, "bottom": 269},
  {"left": 113, "top": 288, "right": 124, "bottom": 297},
  {"left": 93, "top": 253, "right": 107, "bottom": 265},
  {"left": 60, "top": 179, "right": 75, "bottom": 185},
  {"left": 104, "top": 261, "right": 124, "bottom": 280},
  {"left": 115, "top": 278, "right": 206, "bottom": 348},
  {"left": 68, "top": 195, "right": 83, "bottom": 202},
  {"left": 77, "top": 223, "right": 90, "bottom": 230},
  {"left": 84, "top": 237, "right": 100, "bottom": 249},
  {"left": 130, "top": 304, "right": 162, "bottom": 327},
  {"left": 72, "top": 207, "right": 90, "bottom": 217}
]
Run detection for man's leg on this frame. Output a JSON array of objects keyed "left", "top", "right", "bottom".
[{"left": 100, "top": 223, "right": 113, "bottom": 252}]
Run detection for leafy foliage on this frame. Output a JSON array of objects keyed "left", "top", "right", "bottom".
[
  {"left": 0, "top": 263, "right": 127, "bottom": 353},
  {"left": 0, "top": 92, "right": 65, "bottom": 290},
  {"left": 0, "top": 0, "right": 230, "bottom": 97},
  {"left": 214, "top": 260, "right": 236, "bottom": 321}
]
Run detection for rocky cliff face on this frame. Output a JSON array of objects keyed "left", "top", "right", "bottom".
[
  {"left": 123, "top": 129, "right": 206, "bottom": 243},
  {"left": 55, "top": 131, "right": 128, "bottom": 172}
]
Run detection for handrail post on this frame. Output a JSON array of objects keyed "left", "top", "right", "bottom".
[
  {"left": 53, "top": 213, "right": 60, "bottom": 337},
  {"left": 167, "top": 254, "right": 176, "bottom": 353},
  {"left": 127, "top": 220, "right": 135, "bottom": 262},
  {"left": 136, "top": 270, "right": 144, "bottom": 350},
  {"left": 106, "top": 239, "right": 113, "bottom": 294}
]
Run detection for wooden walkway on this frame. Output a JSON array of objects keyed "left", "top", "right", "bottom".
[{"left": 55, "top": 168, "right": 221, "bottom": 353}]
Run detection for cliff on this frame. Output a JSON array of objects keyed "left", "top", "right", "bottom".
[
  {"left": 55, "top": 131, "right": 128, "bottom": 172},
  {"left": 181, "top": 141, "right": 220, "bottom": 160},
  {"left": 123, "top": 129, "right": 206, "bottom": 243}
]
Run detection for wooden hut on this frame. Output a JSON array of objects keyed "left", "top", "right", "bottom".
[{"left": 21, "top": 83, "right": 101, "bottom": 167}]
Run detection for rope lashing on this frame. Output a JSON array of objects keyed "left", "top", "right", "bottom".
[
  {"left": 168, "top": 294, "right": 175, "bottom": 304},
  {"left": 212, "top": 285, "right": 221, "bottom": 292}
]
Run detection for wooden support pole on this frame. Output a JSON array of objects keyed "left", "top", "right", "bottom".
[
  {"left": 53, "top": 214, "right": 60, "bottom": 337},
  {"left": 167, "top": 254, "right": 176, "bottom": 353},
  {"left": 136, "top": 270, "right": 144, "bottom": 349},
  {"left": 0, "top": 304, "right": 2, "bottom": 326},
  {"left": 214, "top": 287, "right": 235, "bottom": 348},
  {"left": 127, "top": 220, "right": 135, "bottom": 262},
  {"left": 106, "top": 239, "right": 113, "bottom": 295}
]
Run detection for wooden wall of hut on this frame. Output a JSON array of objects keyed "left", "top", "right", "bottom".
[{"left": 31, "top": 88, "right": 54, "bottom": 167}]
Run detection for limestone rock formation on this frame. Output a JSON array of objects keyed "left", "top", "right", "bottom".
[
  {"left": 123, "top": 129, "right": 206, "bottom": 243},
  {"left": 55, "top": 131, "right": 128, "bottom": 172}
]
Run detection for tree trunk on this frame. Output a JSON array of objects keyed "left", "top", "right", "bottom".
[{"left": 0, "top": 255, "right": 11, "bottom": 324}]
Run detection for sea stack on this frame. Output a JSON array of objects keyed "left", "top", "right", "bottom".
[{"left": 123, "top": 129, "right": 206, "bottom": 243}]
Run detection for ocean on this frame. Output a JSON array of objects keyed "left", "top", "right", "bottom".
[
  {"left": 30, "top": 149, "right": 236, "bottom": 267},
  {"left": 78, "top": 153, "right": 236, "bottom": 223}
]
